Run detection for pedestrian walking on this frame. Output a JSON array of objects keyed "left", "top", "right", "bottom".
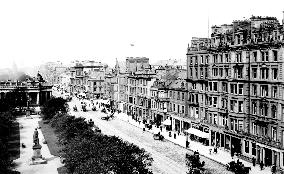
[
  {"left": 231, "top": 150, "right": 234, "bottom": 159},
  {"left": 271, "top": 164, "right": 276, "bottom": 174},
  {"left": 213, "top": 146, "right": 218, "bottom": 154},
  {"left": 260, "top": 161, "right": 264, "bottom": 170},
  {"left": 252, "top": 157, "right": 256, "bottom": 167},
  {"left": 209, "top": 148, "right": 212, "bottom": 155}
]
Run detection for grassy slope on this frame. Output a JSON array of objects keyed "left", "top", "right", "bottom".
[
  {"left": 38, "top": 120, "right": 61, "bottom": 156},
  {"left": 38, "top": 120, "right": 68, "bottom": 174}
]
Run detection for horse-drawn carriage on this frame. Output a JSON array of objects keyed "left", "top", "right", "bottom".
[
  {"left": 226, "top": 160, "right": 251, "bottom": 174},
  {"left": 153, "top": 133, "right": 164, "bottom": 140},
  {"left": 101, "top": 112, "right": 115, "bottom": 121},
  {"left": 101, "top": 116, "right": 110, "bottom": 121}
]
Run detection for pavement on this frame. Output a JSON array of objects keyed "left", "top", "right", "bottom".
[
  {"left": 60, "top": 93, "right": 276, "bottom": 174},
  {"left": 14, "top": 115, "right": 63, "bottom": 174},
  {"left": 114, "top": 108, "right": 275, "bottom": 174}
]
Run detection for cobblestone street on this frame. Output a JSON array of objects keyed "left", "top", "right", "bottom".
[{"left": 69, "top": 99, "right": 232, "bottom": 174}]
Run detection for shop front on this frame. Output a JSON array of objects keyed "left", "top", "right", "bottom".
[
  {"left": 223, "top": 130, "right": 243, "bottom": 155},
  {"left": 174, "top": 119, "right": 180, "bottom": 132},
  {"left": 183, "top": 121, "right": 190, "bottom": 131},
  {"left": 127, "top": 104, "right": 133, "bottom": 116},
  {"left": 186, "top": 122, "right": 210, "bottom": 146},
  {"left": 211, "top": 129, "right": 233, "bottom": 150},
  {"left": 155, "top": 114, "right": 163, "bottom": 127},
  {"left": 255, "top": 143, "right": 281, "bottom": 167}
]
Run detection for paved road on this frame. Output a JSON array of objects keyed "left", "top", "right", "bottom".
[{"left": 68, "top": 98, "right": 232, "bottom": 174}]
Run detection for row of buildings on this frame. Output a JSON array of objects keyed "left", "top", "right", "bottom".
[{"left": 53, "top": 13, "right": 284, "bottom": 169}]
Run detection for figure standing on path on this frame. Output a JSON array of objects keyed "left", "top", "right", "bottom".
[
  {"left": 271, "top": 164, "right": 276, "bottom": 174},
  {"left": 252, "top": 157, "right": 256, "bottom": 167},
  {"left": 260, "top": 161, "right": 264, "bottom": 170},
  {"left": 213, "top": 146, "right": 218, "bottom": 154}
]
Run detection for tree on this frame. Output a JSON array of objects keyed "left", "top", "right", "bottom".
[
  {"left": 0, "top": 140, "right": 11, "bottom": 174},
  {"left": 41, "top": 97, "right": 68, "bottom": 120},
  {"left": 50, "top": 113, "right": 153, "bottom": 174},
  {"left": 62, "top": 135, "right": 153, "bottom": 174},
  {"left": 186, "top": 153, "right": 206, "bottom": 174},
  {"left": 0, "top": 112, "right": 19, "bottom": 174},
  {"left": 0, "top": 87, "right": 27, "bottom": 113},
  {"left": 0, "top": 112, "right": 16, "bottom": 142},
  {"left": 50, "top": 114, "right": 93, "bottom": 145}
]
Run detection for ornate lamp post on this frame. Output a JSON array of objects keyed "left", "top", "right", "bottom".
[{"left": 26, "top": 93, "right": 31, "bottom": 117}]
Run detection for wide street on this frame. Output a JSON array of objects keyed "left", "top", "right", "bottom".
[{"left": 68, "top": 97, "right": 232, "bottom": 174}]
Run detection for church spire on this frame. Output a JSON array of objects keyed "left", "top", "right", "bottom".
[{"left": 115, "top": 58, "right": 120, "bottom": 74}]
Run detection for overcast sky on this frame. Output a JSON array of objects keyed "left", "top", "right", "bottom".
[{"left": 0, "top": 0, "right": 283, "bottom": 70}]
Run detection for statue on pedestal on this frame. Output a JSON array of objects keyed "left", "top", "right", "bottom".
[
  {"left": 33, "top": 128, "right": 39, "bottom": 144},
  {"left": 30, "top": 128, "right": 47, "bottom": 165},
  {"left": 32, "top": 128, "right": 42, "bottom": 158}
]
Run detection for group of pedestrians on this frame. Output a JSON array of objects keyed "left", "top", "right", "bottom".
[
  {"left": 75, "top": 95, "right": 280, "bottom": 174},
  {"left": 234, "top": 156, "right": 279, "bottom": 173},
  {"left": 209, "top": 145, "right": 219, "bottom": 155}
]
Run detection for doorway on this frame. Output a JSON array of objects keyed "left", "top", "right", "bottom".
[
  {"left": 231, "top": 137, "right": 242, "bottom": 154},
  {"left": 156, "top": 114, "right": 163, "bottom": 127},
  {"left": 264, "top": 148, "right": 272, "bottom": 166}
]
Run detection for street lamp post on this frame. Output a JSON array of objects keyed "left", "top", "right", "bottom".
[{"left": 26, "top": 94, "right": 30, "bottom": 117}]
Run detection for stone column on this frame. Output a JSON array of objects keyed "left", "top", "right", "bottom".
[
  {"left": 272, "top": 150, "right": 275, "bottom": 166},
  {"left": 262, "top": 148, "right": 265, "bottom": 164},
  {"left": 36, "top": 93, "right": 39, "bottom": 105}
]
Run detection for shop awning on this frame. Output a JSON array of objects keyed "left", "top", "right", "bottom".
[
  {"left": 185, "top": 128, "right": 209, "bottom": 139},
  {"left": 162, "top": 119, "right": 171, "bottom": 126}
]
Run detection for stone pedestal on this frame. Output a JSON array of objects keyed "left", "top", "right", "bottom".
[
  {"left": 32, "top": 144, "right": 42, "bottom": 159},
  {"left": 30, "top": 139, "right": 47, "bottom": 165}
]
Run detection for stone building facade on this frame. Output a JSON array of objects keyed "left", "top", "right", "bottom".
[
  {"left": 186, "top": 15, "right": 284, "bottom": 168},
  {"left": 68, "top": 61, "right": 107, "bottom": 98},
  {"left": 0, "top": 75, "right": 52, "bottom": 106},
  {"left": 126, "top": 57, "right": 150, "bottom": 73}
]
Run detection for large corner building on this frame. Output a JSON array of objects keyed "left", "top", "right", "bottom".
[{"left": 187, "top": 15, "right": 284, "bottom": 167}]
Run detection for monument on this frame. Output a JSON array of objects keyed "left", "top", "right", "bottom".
[{"left": 30, "top": 128, "right": 47, "bottom": 165}]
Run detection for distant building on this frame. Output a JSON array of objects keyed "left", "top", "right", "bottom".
[
  {"left": 68, "top": 61, "right": 108, "bottom": 98},
  {"left": 39, "top": 61, "right": 67, "bottom": 85},
  {"left": 125, "top": 57, "right": 149, "bottom": 73},
  {"left": 125, "top": 70, "right": 156, "bottom": 122}
]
